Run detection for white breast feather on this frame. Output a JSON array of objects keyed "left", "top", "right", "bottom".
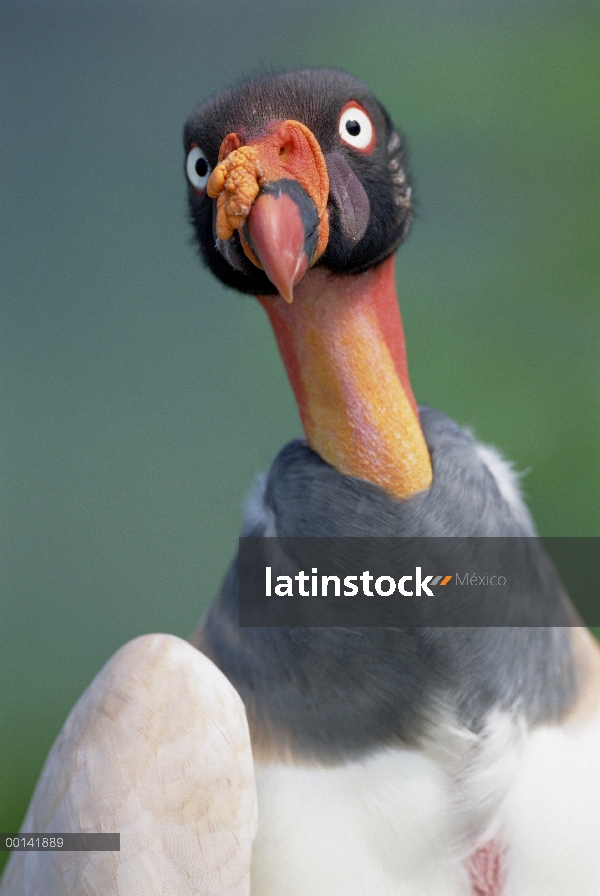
[{"left": 250, "top": 696, "right": 600, "bottom": 896}]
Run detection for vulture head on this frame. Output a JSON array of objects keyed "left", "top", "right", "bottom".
[
  {"left": 184, "top": 68, "right": 412, "bottom": 297},
  {"left": 184, "top": 69, "right": 432, "bottom": 500}
]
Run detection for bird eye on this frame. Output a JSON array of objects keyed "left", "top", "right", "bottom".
[
  {"left": 186, "top": 146, "right": 211, "bottom": 191},
  {"left": 339, "top": 104, "right": 375, "bottom": 152}
]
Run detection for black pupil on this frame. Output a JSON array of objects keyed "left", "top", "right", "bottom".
[
  {"left": 195, "top": 156, "right": 208, "bottom": 178},
  {"left": 346, "top": 120, "right": 361, "bottom": 137}
]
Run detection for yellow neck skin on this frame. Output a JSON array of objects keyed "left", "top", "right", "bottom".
[{"left": 259, "top": 256, "right": 433, "bottom": 499}]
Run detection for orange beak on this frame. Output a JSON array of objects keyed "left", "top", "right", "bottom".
[{"left": 207, "top": 121, "right": 329, "bottom": 302}]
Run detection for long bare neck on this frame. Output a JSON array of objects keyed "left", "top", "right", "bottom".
[{"left": 259, "top": 255, "right": 433, "bottom": 499}]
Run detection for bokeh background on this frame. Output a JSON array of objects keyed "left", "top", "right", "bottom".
[{"left": 1, "top": 0, "right": 599, "bottom": 866}]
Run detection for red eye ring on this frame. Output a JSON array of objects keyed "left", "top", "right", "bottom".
[{"left": 338, "top": 102, "right": 375, "bottom": 153}]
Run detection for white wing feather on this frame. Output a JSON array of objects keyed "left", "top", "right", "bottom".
[{"left": 0, "top": 634, "right": 257, "bottom": 896}]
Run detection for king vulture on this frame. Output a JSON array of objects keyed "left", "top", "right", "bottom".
[{"left": 2, "top": 68, "right": 600, "bottom": 896}]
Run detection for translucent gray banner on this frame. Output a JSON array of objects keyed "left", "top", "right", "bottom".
[
  {"left": 2, "top": 834, "right": 120, "bottom": 851},
  {"left": 237, "top": 537, "right": 599, "bottom": 626}
]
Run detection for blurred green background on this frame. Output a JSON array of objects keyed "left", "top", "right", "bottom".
[{"left": 1, "top": 0, "right": 599, "bottom": 867}]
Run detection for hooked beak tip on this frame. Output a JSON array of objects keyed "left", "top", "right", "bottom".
[{"left": 245, "top": 182, "right": 318, "bottom": 301}]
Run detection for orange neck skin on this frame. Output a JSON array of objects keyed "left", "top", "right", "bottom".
[{"left": 258, "top": 255, "right": 433, "bottom": 500}]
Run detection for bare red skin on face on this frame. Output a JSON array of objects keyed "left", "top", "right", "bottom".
[{"left": 209, "top": 119, "right": 330, "bottom": 271}]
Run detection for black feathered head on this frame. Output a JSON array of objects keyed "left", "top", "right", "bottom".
[{"left": 184, "top": 69, "right": 412, "bottom": 299}]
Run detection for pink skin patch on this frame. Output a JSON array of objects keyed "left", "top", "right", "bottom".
[
  {"left": 468, "top": 841, "right": 505, "bottom": 896},
  {"left": 247, "top": 190, "right": 309, "bottom": 303}
]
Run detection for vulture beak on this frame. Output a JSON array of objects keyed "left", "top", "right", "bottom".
[{"left": 207, "top": 121, "right": 329, "bottom": 303}]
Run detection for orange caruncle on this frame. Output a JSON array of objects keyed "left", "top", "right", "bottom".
[{"left": 207, "top": 145, "right": 266, "bottom": 240}]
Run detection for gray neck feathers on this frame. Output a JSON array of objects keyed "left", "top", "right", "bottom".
[
  {"left": 249, "top": 408, "right": 537, "bottom": 540},
  {"left": 201, "top": 408, "right": 577, "bottom": 761}
]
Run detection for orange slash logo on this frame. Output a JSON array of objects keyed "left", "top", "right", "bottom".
[{"left": 430, "top": 575, "right": 453, "bottom": 587}]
